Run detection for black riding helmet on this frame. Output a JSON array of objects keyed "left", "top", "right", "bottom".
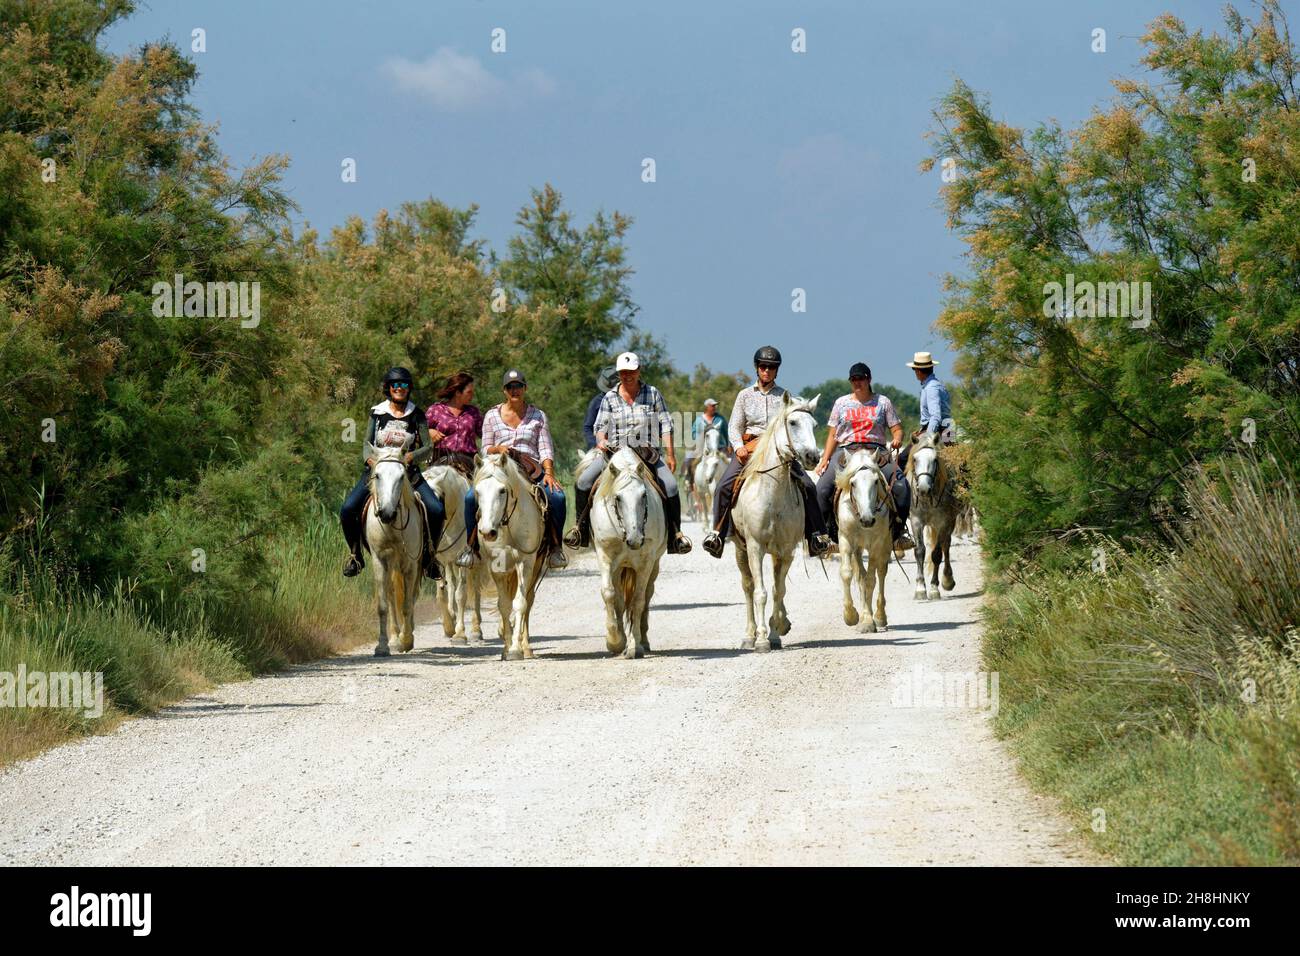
[
  {"left": 382, "top": 366, "right": 414, "bottom": 396},
  {"left": 753, "top": 345, "right": 782, "bottom": 367}
]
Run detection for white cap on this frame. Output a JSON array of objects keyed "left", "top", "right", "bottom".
[
  {"left": 704, "top": 398, "right": 718, "bottom": 407},
  {"left": 615, "top": 351, "right": 640, "bottom": 371}
]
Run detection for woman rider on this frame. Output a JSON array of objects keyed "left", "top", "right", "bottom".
[
  {"left": 457, "top": 368, "right": 568, "bottom": 570},
  {"left": 566, "top": 351, "right": 692, "bottom": 555},
  {"left": 340, "top": 366, "right": 447, "bottom": 580},
  {"left": 425, "top": 371, "right": 483, "bottom": 475}
]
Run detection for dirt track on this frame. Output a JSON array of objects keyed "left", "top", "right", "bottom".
[{"left": 0, "top": 520, "right": 1091, "bottom": 865}]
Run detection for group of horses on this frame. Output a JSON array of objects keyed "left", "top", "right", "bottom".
[{"left": 360, "top": 393, "right": 968, "bottom": 662}]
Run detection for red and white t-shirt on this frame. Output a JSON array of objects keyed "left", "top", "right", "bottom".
[{"left": 827, "top": 393, "right": 900, "bottom": 446}]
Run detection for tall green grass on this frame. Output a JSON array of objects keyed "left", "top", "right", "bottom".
[
  {"left": 985, "top": 457, "right": 1300, "bottom": 865},
  {"left": 0, "top": 506, "right": 372, "bottom": 766}
]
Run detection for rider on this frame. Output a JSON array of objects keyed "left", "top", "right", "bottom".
[
  {"left": 701, "top": 346, "right": 834, "bottom": 560},
  {"left": 813, "top": 362, "right": 914, "bottom": 552},
  {"left": 898, "top": 351, "right": 954, "bottom": 471},
  {"left": 582, "top": 365, "right": 618, "bottom": 450},
  {"left": 340, "top": 366, "right": 446, "bottom": 580},
  {"left": 566, "top": 351, "right": 693, "bottom": 555},
  {"left": 425, "top": 371, "right": 483, "bottom": 470},
  {"left": 682, "top": 398, "right": 729, "bottom": 492},
  {"left": 458, "top": 369, "right": 568, "bottom": 570}
]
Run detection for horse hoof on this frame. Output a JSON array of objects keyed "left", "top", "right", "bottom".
[
  {"left": 469, "top": 635, "right": 484, "bottom": 645},
  {"left": 768, "top": 635, "right": 782, "bottom": 649},
  {"left": 875, "top": 620, "right": 888, "bottom": 632},
  {"left": 504, "top": 649, "right": 524, "bottom": 662},
  {"left": 942, "top": 578, "right": 956, "bottom": 591},
  {"left": 843, "top": 608, "right": 859, "bottom": 626},
  {"left": 740, "top": 637, "right": 756, "bottom": 650},
  {"left": 373, "top": 646, "right": 390, "bottom": 658},
  {"left": 450, "top": 635, "right": 468, "bottom": 646},
  {"left": 914, "top": 590, "right": 928, "bottom": 601},
  {"left": 928, "top": 589, "right": 942, "bottom": 600},
  {"left": 754, "top": 640, "right": 772, "bottom": 653},
  {"left": 860, "top": 620, "right": 876, "bottom": 634},
  {"left": 779, "top": 618, "right": 792, "bottom": 636}
]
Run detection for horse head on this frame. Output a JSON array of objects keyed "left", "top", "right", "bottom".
[
  {"left": 367, "top": 438, "right": 412, "bottom": 524},
  {"left": 703, "top": 422, "right": 722, "bottom": 454},
  {"left": 836, "top": 448, "right": 887, "bottom": 528},
  {"left": 474, "top": 451, "right": 517, "bottom": 543},
  {"left": 604, "top": 447, "right": 651, "bottom": 549},
  {"left": 783, "top": 392, "right": 821, "bottom": 470},
  {"left": 909, "top": 431, "right": 942, "bottom": 494}
]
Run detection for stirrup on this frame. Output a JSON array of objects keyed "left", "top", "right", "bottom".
[
  {"left": 702, "top": 531, "right": 724, "bottom": 559},
  {"left": 547, "top": 549, "right": 568, "bottom": 569},
  {"left": 671, "top": 532, "right": 693, "bottom": 555},
  {"left": 808, "top": 532, "right": 833, "bottom": 557},
  {"left": 455, "top": 545, "right": 477, "bottom": 568},
  {"left": 342, "top": 553, "right": 364, "bottom": 577},
  {"left": 563, "top": 526, "right": 585, "bottom": 549}
]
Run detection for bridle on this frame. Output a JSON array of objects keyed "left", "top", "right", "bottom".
[
  {"left": 844, "top": 456, "right": 890, "bottom": 524},
  {"left": 480, "top": 466, "right": 520, "bottom": 532},
  {"left": 751, "top": 407, "right": 812, "bottom": 478},
  {"left": 604, "top": 472, "right": 648, "bottom": 542},
  {"left": 368, "top": 455, "right": 413, "bottom": 531}
]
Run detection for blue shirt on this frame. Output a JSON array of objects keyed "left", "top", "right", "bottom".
[
  {"left": 691, "top": 412, "right": 727, "bottom": 443},
  {"left": 582, "top": 393, "right": 604, "bottom": 449},
  {"left": 918, "top": 374, "right": 951, "bottom": 434}
]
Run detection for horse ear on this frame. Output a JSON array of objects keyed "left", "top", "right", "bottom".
[
  {"left": 808, "top": 393, "right": 821, "bottom": 411},
  {"left": 364, "top": 442, "right": 378, "bottom": 462},
  {"left": 782, "top": 391, "right": 792, "bottom": 406}
]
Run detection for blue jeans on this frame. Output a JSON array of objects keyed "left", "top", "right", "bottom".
[
  {"left": 464, "top": 484, "right": 566, "bottom": 544},
  {"left": 339, "top": 468, "right": 445, "bottom": 557}
]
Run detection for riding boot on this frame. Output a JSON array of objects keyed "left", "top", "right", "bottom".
[
  {"left": 423, "top": 537, "right": 442, "bottom": 580},
  {"left": 564, "top": 487, "right": 590, "bottom": 548},
  {"left": 343, "top": 546, "right": 365, "bottom": 577},
  {"left": 665, "top": 494, "right": 691, "bottom": 554}
]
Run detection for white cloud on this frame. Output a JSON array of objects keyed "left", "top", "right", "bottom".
[{"left": 382, "top": 48, "right": 555, "bottom": 111}]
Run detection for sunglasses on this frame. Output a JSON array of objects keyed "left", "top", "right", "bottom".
[
  {"left": 389, "top": 382, "right": 410, "bottom": 389},
  {"left": 505, "top": 383, "right": 525, "bottom": 391},
  {"left": 757, "top": 364, "right": 777, "bottom": 371}
]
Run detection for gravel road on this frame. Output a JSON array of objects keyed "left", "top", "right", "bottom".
[{"left": 0, "top": 520, "right": 1092, "bottom": 865}]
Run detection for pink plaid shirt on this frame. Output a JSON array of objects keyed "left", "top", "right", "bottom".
[
  {"left": 426, "top": 402, "right": 483, "bottom": 455},
  {"left": 481, "top": 404, "right": 555, "bottom": 469}
]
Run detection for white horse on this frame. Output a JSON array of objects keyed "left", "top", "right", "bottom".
[
  {"left": 905, "top": 431, "right": 958, "bottom": 601},
  {"left": 364, "top": 441, "right": 426, "bottom": 656},
  {"left": 590, "top": 446, "right": 667, "bottom": 659},
  {"left": 691, "top": 423, "right": 726, "bottom": 522},
  {"left": 423, "top": 463, "right": 484, "bottom": 644},
  {"left": 731, "top": 392, "right": 821, "bottom": 651},
  {"left": 473, "top": 452, "right": 548, "bottom": 661},
  {"left": 834, "top": 448, "right": 894, "bottom": 633}
]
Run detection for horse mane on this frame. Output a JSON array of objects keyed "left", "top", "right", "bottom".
[
  {"left": 740, "top": 400, "right": 795, "bottom": 482},
  {"left": 593, "top": 448, "right": 656, "bottom": 502},
  {"left": 474, "top": 450, "right": 526, "bottom": 488},
  {"left": 834, "top": 449, "right": 881, "bottom": 492}
]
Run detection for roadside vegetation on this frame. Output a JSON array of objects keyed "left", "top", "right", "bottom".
[
  {"left": 0, "top": 0, "right": 740, "bottom": 763},
  {"left": 930, "top": 2, "right": 1300, "bottom": 864}
]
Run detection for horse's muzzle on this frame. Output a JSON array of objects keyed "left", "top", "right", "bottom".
[
  {"left": 377, "top": 507, "right": 397, "bottom": 524},
  {"left": 917, "top": 477, "right": 933, "bottom": 493},
  {"left": 860, "top": 515, "right": 876, "bottom": 528}
]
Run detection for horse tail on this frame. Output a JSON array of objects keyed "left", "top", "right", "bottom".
[{"left": 619, "top": 565, "right": 637, "bottom": 632}]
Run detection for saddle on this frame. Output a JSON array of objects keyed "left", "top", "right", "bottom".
[{"left": 429, "top": 450, "right": 477, "bottom": 479}]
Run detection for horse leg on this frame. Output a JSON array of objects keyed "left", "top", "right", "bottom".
[
  {"left": 513, "top": 559, "right": 537, "bottom": 660},
  {"left": 640, "top": 565, "right": 658, "bottom": 654},
  {"left": 839, "top": 537, "right": 860, "bottom": 627},
  {"left": 769, "top": 552, "right": 792, "bottom": 647},
  {"left": 624, "top": 573, "right": 646, "bottom": 660},
  {"left": 438, "top": 578, "right": 455, "bottom": 638},
  {"left": 468, "top": 569, "right": 483, "bottom": 643},
  {"left": 912, "top": 516, "right": 928, "bottom": 601},
  {"left": 873, "top": 545, "right": 889, "bottom": 630},
  {"left": 734, "top": 541, "right": 758, "bottom": 649},
  {"left": 373, "top": 557, "right": 392, "bottom": 657},
  {"left": 856, "top": 546, "right": 876, "bottom": 633},
  {"left": 449, "top": 567, "right": 468, "bottom": 643},
  {"left": 750, "top": 548, "right": 772, "bottom": 653},
  {"left": 926, "top": 526, "right": 942, "bottom": 601},
  {"left": 496, "top": 569, "right": 516, "bottom": 659},
  {"left": 601, "top": 560, "right": 626, "bottom": 655},
  {"left": 399, "top": 559, "right": 417, "bottom": 653},
  {"left": 941, "top": 531, "right": 955, "bottom": 591}
]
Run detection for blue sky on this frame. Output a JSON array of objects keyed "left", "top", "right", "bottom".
[{"left": 105, "top": 0, "right": 1231, "bottom": 393}]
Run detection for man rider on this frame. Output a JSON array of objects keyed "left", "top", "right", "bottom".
[
  {"left": 701, "top": 346, "right": 833, "bottom": 559},
  {"left": 682, "top": 398, "right": 729, "bottom": 492}
]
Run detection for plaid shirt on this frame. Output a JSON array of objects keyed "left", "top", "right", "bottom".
[
  {"left": 426, "top": 402, "right": 483, "bottom": 455},
  {"left": 727, "top": 383, "right": 788, "bottom": 450},
  {"left": 594, "top": 382, "right": 674, "bottom": 460},
  {"left": 481, "top": 404, "right": 555, "bottom": 468}
]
